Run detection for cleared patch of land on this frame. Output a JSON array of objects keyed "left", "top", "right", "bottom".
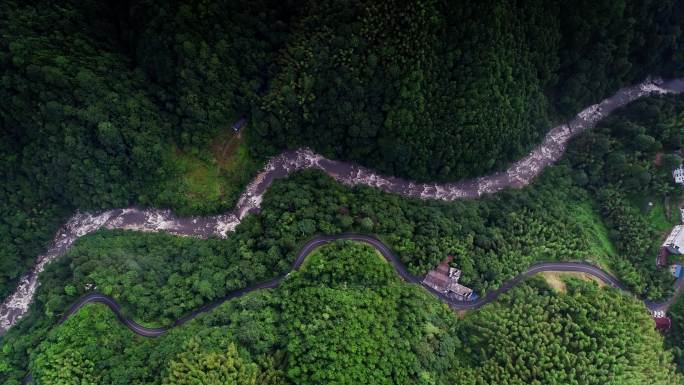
[
  {"left": 169, "top": 127, "right": 263, "bottom": 214},
  {"left": 645, "top": 198, "right": 679, "bottom": 233},
  {"left": 567, "top": 200, "right": 617, "bottom": 272},
  {"left": 540, "top": 271, "right": 606, "bottom": 293}
]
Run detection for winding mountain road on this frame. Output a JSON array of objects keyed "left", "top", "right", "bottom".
[
  {"left": 55, "top": 234, "right": 671, "bottom": 338},
  {"left": 18, "top": 234, "right": 679, "bottom": 385},
  {"left": 2, "top": 76, "right": 684, "bottom": 335}
]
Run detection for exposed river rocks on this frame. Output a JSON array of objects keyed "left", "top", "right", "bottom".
[{"left": 2, "top": 76, "right": 684, "bottom": 334}]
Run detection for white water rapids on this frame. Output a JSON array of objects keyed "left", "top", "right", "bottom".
[{"left": 1, "top": 76, "right": 683, "bottom": 334}]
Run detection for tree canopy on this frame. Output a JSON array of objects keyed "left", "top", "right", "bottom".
[
  {"left": 2, "top": 0, "right": 683, "bottom": 301},
  {"left": 2, "top": 242, "right": 679, "bottom": 384}
]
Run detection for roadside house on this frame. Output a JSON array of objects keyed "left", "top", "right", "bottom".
[
  {"left": 674, "top": 166, "right": 684, "bottom": 184},
  {"left": 662, "top": 225, "right": 684, "bottom": 255},
  {"left": 655, "top": 317, "right": 672, "bottom": 332},
  {"left": 423, "top": 256, "right": 475, "bottom": 301},
  {"left": 652, "top": 310, "right": 672, "bottom": 332}
]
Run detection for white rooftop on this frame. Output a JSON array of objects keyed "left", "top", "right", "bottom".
[
  {"left": 664, "top": 225, "right": 684, "bottom": 254},
  {"left": 674, "top": 166, "right": 684, "bottom": 184}
]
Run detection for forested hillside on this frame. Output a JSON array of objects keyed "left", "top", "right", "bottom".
[
  {"left": 2, "top": 2, "right": 684, "bottom": 382},
  {"left": 2, "top": 88, "right": 684, "bottom": 380},
  {"left": 456, "top": 278, "right": 680, "bottom": 385},
  {"left": 2, "top": 0, "right": 683, "bottom": 302},
  {"left": 251, "top": 0, "right": 684, "bottom": 180},
  {"left": 1, "top": 92, "right": 683, "bottom": 342},
  {"left": 1, "top": 242, "right": 679, "bottom": 384},
  {"left": 0, "top": 0, "right": 285, "bottom": 299},
  {"left": 0, "top": 0, "right": 169, "bottom": 299},
  {"left": 669, "top": 296, "right": 684, "bottom": 371}
]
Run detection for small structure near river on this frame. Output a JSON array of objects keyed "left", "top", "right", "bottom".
[{"left": 422, "top": 256, "right": 476, "bottom": 301}]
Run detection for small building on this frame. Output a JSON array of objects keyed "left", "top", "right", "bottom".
[
  {"left": 680, "top": 206, "right": 684, "bottom": 223},
  {"left": 423, "top": 256, "right": 475, "bottom": 301},
  {"left": 653, "top": 310, "right": 672, "bottom": 332},
  {"left": 662, "top": 225, "right": 684, "bottom": 255},
  {"left": 654, "top": 317, "right": 672, "bottom": 332},
  {"left": 446, "top": 281, "right": 474, "bottom": 301},
  {"left": 232, "top": 118, "right": 246, "bottom": 132},
  {"left": 674, "top": 166, "right": 684, "bottom": 184},
  {"left": 671, "top": 264, "right": 683, "bottom": 279}
]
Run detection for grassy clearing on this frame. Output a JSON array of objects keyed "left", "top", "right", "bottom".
[
  {"left": 165, "top": 128, "right": 263, "bottom": 215},
  {"left": 629, "top": 193, "right": 679, "bottom": 231},
  {"left": 648, "top": 199, "right": 679, "bottom": 232},
  {"left": 629, "top": 194, "right": 680, "bottom": 259},
  {"left": 540, "top": 271, "right": 606, "bottom": 293},
  {"left": 567, "top": 200, "right": 616, "bottom": 270},
  {"left": 541, "top": 272, "right": 567, "bottom": 292},
  {"left": 174, "top": 151, "right": 224, "bottom": 204}
]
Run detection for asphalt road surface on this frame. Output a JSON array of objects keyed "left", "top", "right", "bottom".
[
  {"left": 56, "top": 234, "right": 668, "bottom": 338},
  {"left": 4, "top": 76, "right": 684, "bottom": 335}
]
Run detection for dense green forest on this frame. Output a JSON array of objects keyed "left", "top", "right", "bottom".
[
  {"left": 38, "top": 93, "right": 684, "bottom": 309},
  {"left": 565, "top": 94, "right": 684, "bottom": 296},
  {"left": 2, "top": 1, "right": 684, "bottom": 382},
  {"left": 456, "top": 278, "right": 679, "bottom": 385},
  {"left": 3, "top": 91, "right": 684, "bottom": 382},
  {"left": 0, "top": 0, "right": 284, "bottom": 299},
  {"left": 2, "top": 0, "right": 684, "bottom": 302},
  {"left": 1, "top": 242, "right": 679, "bottom": 384},
  {"left": 251, "top": 0, "right": 684, "bottom": 181},
  {"left": 669, "top": 296, "right": 684, "bottom": 371}
]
